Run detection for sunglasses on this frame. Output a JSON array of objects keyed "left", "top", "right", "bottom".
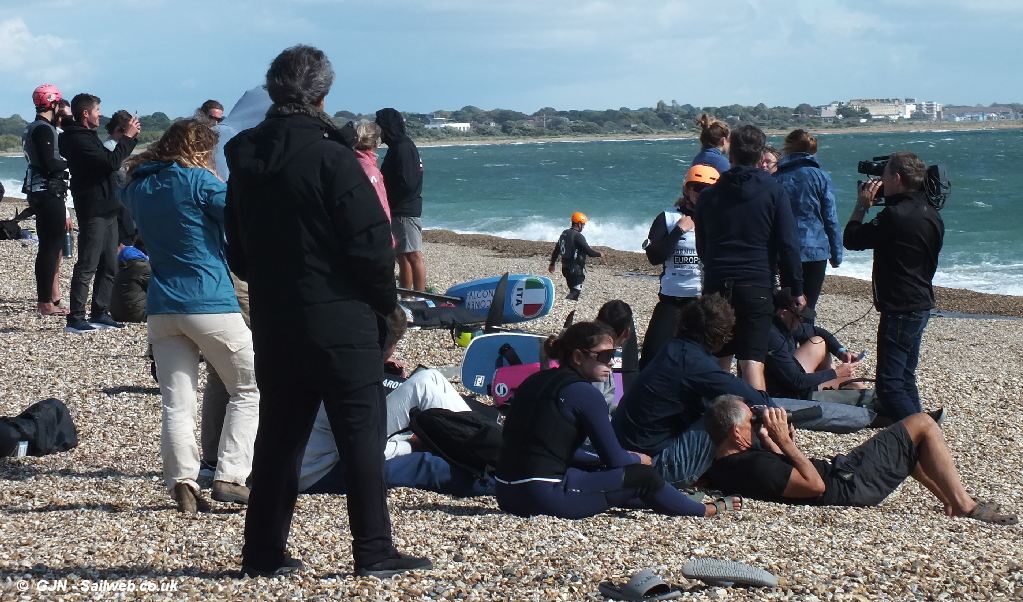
[
  {"left": 584, "top": 348, "right": 616, "bottom": 365},
  {"left": 208, "top": 114, "right": 224, "bottom": 123}
]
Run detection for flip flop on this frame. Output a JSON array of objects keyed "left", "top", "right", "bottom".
[
  {"left": 598, "top": 568, "right": 681, "bottom": 601},
  {"left": 967, "top": 501, "right": 1018, "bottom": 526},
  {"left": 681, "top": 558, "right": 778, "bottom": 588}
]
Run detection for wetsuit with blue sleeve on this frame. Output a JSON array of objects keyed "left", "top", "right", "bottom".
[{"left": 495, "top": 367, "right": 705, "bottom": 519}]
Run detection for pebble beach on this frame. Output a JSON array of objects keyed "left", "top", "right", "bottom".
[{"left": 2, "top": 202, "right": 1022, "bottom": 600}]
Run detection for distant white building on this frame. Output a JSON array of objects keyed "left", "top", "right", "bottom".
[
  {"left": 818, "top": 102, "right": 841, "bottom": 121},
  {"left": 912, "top": 101, "right": 943, "bottom": 120},
  {"left": 424, "top": 116, "right": 471, "bottom": 132},
  {"left": 848, "top": 98, "right": 912, "bottom": 120}
]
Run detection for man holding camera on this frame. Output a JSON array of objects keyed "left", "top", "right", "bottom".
[
  {"left": 843, "top": 152, "right": 943, "bottom": 420},
  {"left": 703, "top": 396, "right": 1015, "bottom": 525}
]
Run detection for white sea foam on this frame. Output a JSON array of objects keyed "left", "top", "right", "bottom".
[
  {"left": 972, "top": 201, "right": 992, "bottom": 208},
  {"left": 2, "top": 178, "right": 25, "bottom": 199}
]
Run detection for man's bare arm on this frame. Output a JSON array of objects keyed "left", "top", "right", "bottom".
[{"left": 761, "top": 408, "right": 826, "bottom": 498}]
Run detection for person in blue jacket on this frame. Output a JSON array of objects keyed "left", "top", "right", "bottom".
[
  {"left": 690, "top": 114, "right": 730, "bottom": 174},
  {"left": 123, "top": 119, "right": 258, "bottom": 514},
  {"left": 496, "top": 321, "right": 740, "bottom": 519},
  {"left": 613, "top": 294, "right": 776, "bottom": 487},
  {"left": 773, "top": 130, "right": 842, "bottom": 313}
]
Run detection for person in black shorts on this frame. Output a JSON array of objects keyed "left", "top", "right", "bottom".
[
  {"left": 703, "top": 396, "right": 1016, "bottom": 525},
  {"left": 695, "top": 125, "right": 804, "bottom": 391},
  {"left": 549, "top": 211, "right": 601, "bottom": 300}
]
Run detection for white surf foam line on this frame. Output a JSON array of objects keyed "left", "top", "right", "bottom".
[{"left": 2, "top": 178, "right": 26, "bottom": 199}]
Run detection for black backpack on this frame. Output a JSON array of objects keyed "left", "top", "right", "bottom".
[
  {"left": 406, "top": 407, "right": 502, "bottom": 481},
  {"left": 0, "top": 398, "right": 79, "bottom": 457}
]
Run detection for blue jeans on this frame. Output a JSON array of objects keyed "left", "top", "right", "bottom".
[
  {"left": 875, "top": 311, "right": 931, "bottom": 420},
  {"left": 304, "top": 451, "right": 495, "bottom": 498},
  {"left": 652, "top": 418, "right": 715, "bottom": 488}
]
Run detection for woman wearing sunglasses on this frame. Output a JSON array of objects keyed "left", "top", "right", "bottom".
[
  {"left": 639, "top": 164, "right": 719, "bottom": 370},
  {"left": 495, "top": 321, "right": 740, "bottom": 519}
]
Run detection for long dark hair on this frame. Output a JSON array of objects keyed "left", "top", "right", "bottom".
[{"left": 544, "top": 321, "right": 614, "bottom": 365}]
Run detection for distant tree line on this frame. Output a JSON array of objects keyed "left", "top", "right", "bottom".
[{"left": 3, "top": 101, "right": 1022, "bottom": 152}]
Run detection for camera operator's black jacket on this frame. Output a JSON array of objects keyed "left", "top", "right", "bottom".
[
  {"left": 58, "top": 123, "right": 136, "bottom": 219},
  {"left": 843, "top": 191, "right": 944, "bottom": 313}
]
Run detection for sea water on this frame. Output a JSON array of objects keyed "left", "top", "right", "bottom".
[{"left": 3, "top": 128, "right": 1020, "bottom": 294}]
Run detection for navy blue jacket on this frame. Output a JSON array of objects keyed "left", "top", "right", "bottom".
[
  {"left": 774, "top": 153, "right": 842, "bottom": 264},
  {"left": 612, "top": 338, "right": 773, "bottom": 455},
  {"left": 691, "top": 145, "right": 730, "bottom": 174},
  {"left": 765, "top": 317, "right": 843, "bottom": 399},
  {"left": 694, "top": 165, "right": 803, "bottom": 296},
  {"left": 376, "top": 108, "right": 423, "bottom": 218}
]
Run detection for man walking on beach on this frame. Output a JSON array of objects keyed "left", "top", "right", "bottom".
[
  {"left": 376, "top": 108, "right": 426, "bottom": 292},
  {"left": 226, "top": 45, "right": 431, "bottom": 578},
  {"left": 843, "top": 152, "right": 944, "bottom": 420},
  {"left": 549, "top": 212, "right": 601, "bottom": 300},
  {"left": 59, "top": 93, "right": 140, "bottom": 333},
  {"left": 695, "top": 125, "right": 804, "bottom": 391}
]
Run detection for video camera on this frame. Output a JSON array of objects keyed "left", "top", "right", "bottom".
[
  {"left": 751, "top": 405, "right": 823, "bottom": 426},
  {"left": 856, "top": 155, "right": 951, "bottom": 210}
]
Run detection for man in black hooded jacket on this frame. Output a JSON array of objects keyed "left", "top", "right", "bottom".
[
  {"left": 376, "top": 108, "right": 425, "bottom": 292},
  {"left": 225, "top": 45, "right": 430, "bottom": 579}
]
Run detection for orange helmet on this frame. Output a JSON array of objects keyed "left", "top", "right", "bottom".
[
  {"left": 684, "top": 164, "right": 720, "bottom": 188},
  {"left": 571, "top": 211, "right": 588, "bottom": 225}
]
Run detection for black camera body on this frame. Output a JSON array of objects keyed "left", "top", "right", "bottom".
[
  {"left": 856, "top": 155, "right": 951, "bottom": 210},
  {"left": 751, "top": 405, "right": 823, "bottom": 425}
]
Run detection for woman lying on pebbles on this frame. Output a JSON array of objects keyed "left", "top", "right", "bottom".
[{"left": 495, "top": 321, "right": 740, "bottom": 519}]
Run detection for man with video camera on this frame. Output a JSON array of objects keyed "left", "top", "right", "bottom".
[{"left": 843, "top": 152, "right": 944, "bottom": 420}]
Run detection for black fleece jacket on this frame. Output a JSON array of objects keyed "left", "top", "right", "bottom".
[
  {"left": 224, "top": 111, "right": 396, "bottom": 347},
  {"left": 58, "top": 123, "right": 136, "bottom": 218},
  {"left": 695, "top": 165, "right": 803, "bottom": 296},
  {"left": 376, "top": 108, "right": 423, "bottom": 218}
]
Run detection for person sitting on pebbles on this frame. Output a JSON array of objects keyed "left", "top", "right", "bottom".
[
  {"left": 703, "top": 395, "right": 1017, "bottom": 525},
  {"left": 495, "top": 321, "right": 741, "bottom": 520}
]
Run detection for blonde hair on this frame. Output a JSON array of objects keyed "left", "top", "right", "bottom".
[
  {"left": 783, "top": 129, "right": 817, "bottom": 155},
  {"left": 126, "top": 119, "right": 218, "bottom": 179},
  {"left": 355, "top": 120, "right": 381, "bottom": 150},
  {"left": 696, "top": 113, "right": 729, "bottom": 147}
]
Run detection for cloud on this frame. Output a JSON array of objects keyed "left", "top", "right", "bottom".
[{"left": 0, "top": 18, "right": 71, "bottom": 72}]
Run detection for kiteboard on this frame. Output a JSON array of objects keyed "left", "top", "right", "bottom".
[
  {"left": 460, "top": 332, "right": 547, "bottom": 396},
  {"left": 445, "top": 273, "right": 555, "bottom": 325}
]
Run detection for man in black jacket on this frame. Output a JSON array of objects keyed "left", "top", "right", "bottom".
[
  {"left": 59, "top": 93, "right": 139, "bottom": 333},
  {"left": 376, "top": 108, "right": 425, "bottom": 292},
  {"left": 844, "top": 152, "right": 944, "bottom": 419},
  {"left": 695, "top": 125, "right": 804, "bottom": 391},
  {"left": 226, "top": 45, "right": 430, "bottom": 579}
]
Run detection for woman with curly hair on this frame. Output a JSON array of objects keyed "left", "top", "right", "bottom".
[{"left": 123, "top": 119, "right": 258, "bottom": 513}]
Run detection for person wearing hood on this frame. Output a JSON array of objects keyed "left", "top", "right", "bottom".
[
  {"left": 376, "top": 107, "right": 426, "bottom": 292},
  {"left": 224, "top": 45, "right": 431, "bottom": 579},
  {"left": 773, "top": 130, "right": 842, "bottom": 313},
  {"left": 59, "top": 93, "right": 141, "bottom": 333},
  {"left": 694, "top": 125, "right": 804, "bottom": 392}
]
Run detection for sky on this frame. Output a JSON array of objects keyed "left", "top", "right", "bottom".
[{"left": 0, "top": 0, "right": 1020, "bottom": 119}]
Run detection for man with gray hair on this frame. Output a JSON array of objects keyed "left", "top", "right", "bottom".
[
  {"left": 844, "top": 152, "right": 944, "bottom": 420},
  {"left": 703, "top": 396, "right": 1015, "bottom": 525},
  {"left": 225, "top": 44, "right": 431, "bottom": 578}
]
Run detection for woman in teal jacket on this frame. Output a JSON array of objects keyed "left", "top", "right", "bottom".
[
  {"left": 123, "top": 119, "right": 258, "bottom": 513},
  {"left": 774, "top": 129, "right": 842, "bottom": 312}
]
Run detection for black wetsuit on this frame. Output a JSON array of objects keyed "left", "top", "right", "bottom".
[
  {"left": 495, "top": 368, "right": 704, "bottom": 519},
  {"left": 22, "top": 116, "right": 68, "bottom": 303},
  {"left": 550, "top": 228, "right": 600, "bottom": 300}
]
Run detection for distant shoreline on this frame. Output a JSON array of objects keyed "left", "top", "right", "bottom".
[
  {"left": 3, "top": 121, "right": 1020, "bottom": 157},
  {"left": 416, "top": 121, "right": 1023, "bottom": 148}
]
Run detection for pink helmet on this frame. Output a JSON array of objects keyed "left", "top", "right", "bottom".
[{"left": 32, "top": 84, "right": 62, "bottom": 109}]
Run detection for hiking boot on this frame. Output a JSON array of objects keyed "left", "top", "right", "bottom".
[
  {"left": 241, "top": 556, "right": 304, "bottom": 578},
  {"left": 89, "top": 312, "right": 125, "bottom": 329},
  {"left": 64, "top": 317, "right": 98, "bottom": 334},
  {"left": 355, "top": 552, "right": 433, "bottom": 578},
  {"left": 197, "top": 460, "right": 217, "bottom": 489},
  {"left": 173, "top": 482, "right": 211, "bottom": 514},
  {"left": 212, "top": 480, "right": 250, "bottom": 505}
]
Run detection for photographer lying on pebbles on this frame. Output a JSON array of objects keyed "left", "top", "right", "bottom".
[{"left": 704, "top": 395, "right": 1016, "bottom": 525}]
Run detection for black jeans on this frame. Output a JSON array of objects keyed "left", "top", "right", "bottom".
[
  {"left": 802, "top": 260, "right": 828, "bottom": 313},
  {"left": 242, "top": 378, "right": 395, "bottom": 570},
  {"left": 28, "top": 192, "right": 66, "bottom": 303},
  {"left": 640, "top": 296, "right": 696, "bottom": 370},
  {"left": 69, "top": 213, "right": 118, "bottom": 320}
]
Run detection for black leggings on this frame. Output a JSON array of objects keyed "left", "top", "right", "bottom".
[
  {"left": 28, "top": 192, "right": 65, "bottom": 303},
  {"left": 640, "top": 296, "right": 696, "bottom": 370},
  {"left": 802, "top": 260, "right": 828, "bottom": 313}
]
